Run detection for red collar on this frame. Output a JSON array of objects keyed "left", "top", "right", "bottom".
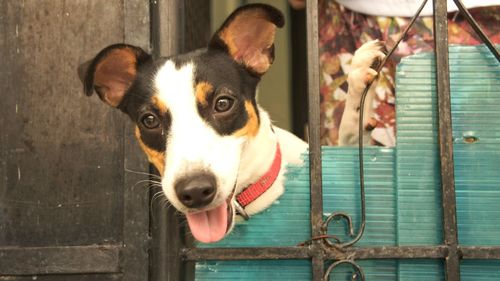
[{"left": 236, "top": 142, "right": 282, "bottom": 209}]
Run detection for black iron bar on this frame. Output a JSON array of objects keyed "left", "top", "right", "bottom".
[
  {"left": 181, "top": 245, "right": 500, "bottom": 261},
  {"left": 433, "top": 0, "right": 461, "bottom": 280},
  {"left": 306, "top": 0, "right": 323, "bottom": 240},
  {"left": 453, "top": 0, "right": 500, "bottom": 62},
  {"left": 182, "top": 247, "right": 311, "bottom": 261},
  {"left": 324, "top": 246, "right": 448, "bottom": 260},
  {"left": 323, "top": 260, "right": 365, "bottom": 281},
  {"left": 460, "top": 246, "right": 500, "bottom": 259},
  {"left": 150, "top": 1, "right": 186, "bottom": 281},
  {"left": 306, "top": 0, "right": 325, "bottom": 280},
  {"left": 374, "top": 0, "right": 429, "bottom": 74}
]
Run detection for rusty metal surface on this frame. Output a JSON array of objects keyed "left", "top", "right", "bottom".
[
  {"left": 183, "top": 247, "right": 311, "bottom": 261},
  {"left": 433, "top": 0, "right": 461, "bottom": 280},
  {"left": 306, "top": 1, "right": 325, "bottom": 281},
  {"left": 460, "top": 246, "right": 500, "bottom": 259},
  {"left": 183, "top": 245, "right": 500, "bottom": 261}
]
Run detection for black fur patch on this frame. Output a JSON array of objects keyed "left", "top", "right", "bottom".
[{"left": 192, "top": 49, "right": 260, "bottom": 135}]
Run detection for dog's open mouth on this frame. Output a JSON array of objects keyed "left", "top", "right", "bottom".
[{"left": 185, "top": 199, "right": 233, "bottom": 243}]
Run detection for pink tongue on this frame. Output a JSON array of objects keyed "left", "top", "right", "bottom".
[{"left": 186, "top": 202, "right": 228, "bottom": 243}]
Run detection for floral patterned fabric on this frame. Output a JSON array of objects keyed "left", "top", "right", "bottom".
[{"left": 319, "top": 0, "right": 499, "bottom": 146}]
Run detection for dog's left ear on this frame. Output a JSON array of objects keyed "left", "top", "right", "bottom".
[{"left": 209, "top": 4, "right": 284, "bottom": 75}]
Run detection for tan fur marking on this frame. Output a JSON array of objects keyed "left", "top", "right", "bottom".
[
  {"left": 94, "top": 48, "right": 137, "bottom": 107},
  {"left": 219, "top": 10, "right": 276, "bottom": 74},
  {"left": 195, "top": 82, "right": 213, "bottom": 106},
  {"left": 135, "top": 127, "right": 165, "bottom": 176},
  {"left": 219, "top": 27, "right": 239, "bottom": 60},
  {"left": 233, "top": 101, "right": 259, "bottom": 137},
  {"left": 151, "top": 95, "right": 168, "bottom": 114}
]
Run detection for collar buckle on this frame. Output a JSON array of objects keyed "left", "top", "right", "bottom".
[{"left": 234, "top": 200, "right": 250, "bottom": 221}]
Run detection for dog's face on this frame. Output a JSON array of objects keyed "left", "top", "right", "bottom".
[{"left": 81, "top": 4, "right": 284, "bottom": 243}]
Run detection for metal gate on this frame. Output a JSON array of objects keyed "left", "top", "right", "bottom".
[{"left": 165, "top": 0, "right": 500, "bottom": 280}]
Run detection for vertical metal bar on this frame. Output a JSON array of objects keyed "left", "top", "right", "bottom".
[
  {"left": 122, "top": 2, "right": 151, "bottom": 280},
  {"left": 433, "top": 0, "right": 461, "bottom": 280},
  {"left": 306, "top": 0, "right": 325, "bottom": 280},
  {"left": 151, "top": 0, "right": 184, "bottom": 58},
  {"left": 150, "top": 1, "right": 185, "bottom": 281},
  {"left": 180, "top": 1, "right": 212, "bottom": 280}
]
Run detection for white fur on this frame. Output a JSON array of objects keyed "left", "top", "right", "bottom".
[
  {"left": 339, "top": 40, "right": 386, "bottom": 146},
  {"left": 155, "top": 61, "right": 245, "bottom": 213},
  {"left": 235, "top": 108, "right": 307, "bottom": 216},
  {"left": 153, "top": 58, "right": 309, "bottom": 224}
]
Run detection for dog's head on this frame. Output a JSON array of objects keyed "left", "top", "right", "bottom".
[{"left": 81, "top": 4, "right": 284, "bottom": 243}]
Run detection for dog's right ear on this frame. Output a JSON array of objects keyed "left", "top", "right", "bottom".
[{"left": 79, "top": 44, "right": 150, "bottom": 107}]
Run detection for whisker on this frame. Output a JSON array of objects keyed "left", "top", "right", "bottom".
[
  {"left": 132, "top": 179, "right": 162, "bottom": 191},
  {"left": 150, "top": 190, "right": 169, "bottom": 219},
  {"left": 124, "top": 167, "right": 161, "bottom": 179},
  {"left": 150, "top": 195, "right": 163, "bottom": 222},
  {"left": 160, "top": 197, "right": 172, "bottom": 209},
  {"left": 151, "top": 191, "right": 165, "bottom": 203}
]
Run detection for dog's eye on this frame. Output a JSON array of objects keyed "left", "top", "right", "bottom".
[
  {"left": 214, "top": 96, "right": 234, "bottom": 113},
  {"left": 141, "top": 114, "right": 160, "bottom": 129}
]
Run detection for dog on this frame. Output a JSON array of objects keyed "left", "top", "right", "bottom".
[{"left": 80, "top": 4, "right": 385, "bottom": 243}]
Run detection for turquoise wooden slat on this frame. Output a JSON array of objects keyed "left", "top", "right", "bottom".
[
  {"left": 396, "top": 45, "right": 499, "bottom": 281},
  {"left": 396, "top": 49, "right": 443, "bottom": 246},
  {"left": 449, "top": 46, "right": 500, "bottom": 247},
  {"left": 461, "top": 260, "right": 500, "bottom": 281},
  {"left": 198, "top": 146, "right": 396, "bottom": 249},
  {"left": 195, "top": 260, "right": 312, "bottom": 281},
  {"left": 194, "top": 45, "right": 499, "bottom": 280}
]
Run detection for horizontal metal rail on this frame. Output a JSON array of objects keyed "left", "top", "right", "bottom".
[
  {"left": 182, "top": 247, "right": 311, "bottom": 261},
  {"left": 459, "top": 246, "right": 500, "bottom": 259},
  {"left": 182, "top": 245, "right": 500, "bottom": 261}
]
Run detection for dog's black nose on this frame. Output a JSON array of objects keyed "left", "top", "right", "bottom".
[{"left": 175, "top": 173, "right": 217, "bottom": 208}]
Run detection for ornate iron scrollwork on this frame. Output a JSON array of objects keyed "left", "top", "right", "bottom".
[
  {"left": 320, "top": 0, "right": 430, "bottom": 279},
  {"left": 323, "top": 260, "right": 365, "bottom": 281}
]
